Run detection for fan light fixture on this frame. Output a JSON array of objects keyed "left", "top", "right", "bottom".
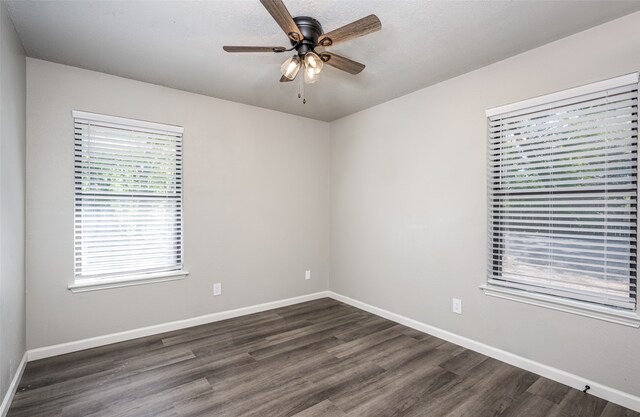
[
  {"left": 281, "top": 51, "right": 323, "bottom": 85},
  {"left": 223, "top": 0, "right": 382, "bottom": 104},
  {"left": 303, "top": 66, "right": 319, "bottom": 84},
  {"left": 304, "top": 51, "right": 323, "bottom": 75},
  {"left": 281, "top": 55, "right": 301, "bottom": 80}
]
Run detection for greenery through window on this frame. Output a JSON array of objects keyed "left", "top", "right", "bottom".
[
  {"left": 73, "top": 111, "right": 183, "bottom": 282},
  {"left": 487, "top": 78, "right": 638, "bottom": 311}
]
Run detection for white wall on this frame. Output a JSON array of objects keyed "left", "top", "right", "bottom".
[
  {"left": 0, "top": 0, "right": 26, "bottom": 404},
  {"left": 330, "top": 11, "right": 640, "bottom": 396},
  {"left": 26, "top": 58, "right": 330, "bottom": 349}
]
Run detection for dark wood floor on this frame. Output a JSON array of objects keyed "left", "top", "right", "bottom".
[{"left": 8, "top": 298, "right": 638, "bottom": 417}]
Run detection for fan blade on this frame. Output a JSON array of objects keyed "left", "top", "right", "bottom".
[
  {"left": 260, "top": 0, "right": 303, "bottom": 41},
  {"left": 223, "top": 46, "right": 286, "bottom": 53},
  {"left": 280, "top": 75, "right": 293, "bottom": 82},
  {"left": 318, "top": 15, "right": 381, "bottom": 46},
  {"left": 320, "top": 52, "right": 365, "bottom": 75}
]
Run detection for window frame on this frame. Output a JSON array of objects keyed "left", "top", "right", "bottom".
[
  {"left": 69, "top": 110, "right": 188, "bottom": 293},
  {"left": 481, "top": 73, "right": 640, "bottom": 327}
]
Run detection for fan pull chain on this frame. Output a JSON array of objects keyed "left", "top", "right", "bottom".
[{"left": 299, "top": 74, "right": 306, "bottom": 104}]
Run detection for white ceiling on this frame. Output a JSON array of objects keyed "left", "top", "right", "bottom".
[{"left": 6, "top": 0, "right": 640, "bottom": 122}]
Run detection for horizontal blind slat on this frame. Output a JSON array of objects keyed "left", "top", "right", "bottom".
[
  {"left": 487, "top": 80, "right": 638, "bottom": 311},
  {"left": 489, "top": 102, "right": 637, "bottom": 137},
  {"left": 489, "top": 115, "right": 638, "bottom": 149},
  {"left": 489, "top": 86, "right": 637, "bottom": 125},
  {"left": 74, "top": 115, "right": 184, "bottom": 282}
]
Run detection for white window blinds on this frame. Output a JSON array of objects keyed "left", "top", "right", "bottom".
[
  {"left": 487, "top": 74, "right": 639, "bottom": 311},
  {"left": 73, "top": 111, "right": 184, "bottom": 282}
]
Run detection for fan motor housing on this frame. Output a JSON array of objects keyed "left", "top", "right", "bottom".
[{"left": 292, "top": 16, "right": 323, "bottom": 56}]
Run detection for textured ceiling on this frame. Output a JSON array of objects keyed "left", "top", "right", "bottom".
[{"left": 6, "top": 0, "right": 640, "bottom": 121}]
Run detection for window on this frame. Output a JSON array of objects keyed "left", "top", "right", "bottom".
[
  {"left": 72, "top": 111, "right": 185, "bottom": 290},
  {"left": 485, "top": 74, "right": 638, "bottom": 317}
]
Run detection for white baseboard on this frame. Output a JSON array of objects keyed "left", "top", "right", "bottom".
[
  {"left": 0, "top": 351, "right": 28, "bottom": 417},
  {"left": 19, "top": 289, "right": 640, "bottom": 413},
  {"left": 28, "top": 291, "right": 330, "bottom": 361},
  {"left": 327, "top": 291, "right": 640, "bottom": 413}
]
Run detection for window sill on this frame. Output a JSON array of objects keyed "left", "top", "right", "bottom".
[
  {"left": 68, "top": 270, "right": 189, "bottom": 293},
  {"left": 480, "top": 285, "right": 640, "bottom": 328}
]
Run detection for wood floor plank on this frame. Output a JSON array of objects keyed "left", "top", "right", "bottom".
[
  {"left": 248, "top": 329, "right": 342, "bottom": 361},
  {"left": 21, "top": 336, "right": 164, "bottom": 383},
  {"left": 67, "top": 378, "right": 211, "bottom": 417},
  {"left": 202, "top": 350, "right": 340, "bottom": 414},
  {"left": 498, "top": 392, "right": 570, "bottom": 417},
  {"left": 599, "top": 402, "right": 640, "bottom": 417},
  {"left": 436, "top": 340, "right": 467, "bottom": 356},
  {"left": 329, "top": 346, "right": 461, "bottom": 414},
  {"left": 183, "top": 317, "right": 314, "bottom": 358},
  {"left": 333, "top": 315, "right": 397, "bottom": 341},
  {"left": 439, "top": 348, "right": 489, "bottom": 376},
  {"left": 342, "top": 365, "right": 460, "bottom": 417},
  {"left": 11, "top": 352, "right": 253, "bottom": 414},
  {"left": 174, "top": 376, "right": 316, "bottom": 416},
  {"left": 326, "top": 324, "right": 405, "bottom": 359},
  {"left": 559, "top": 388, "right": 609, "bottom": 417},
  {"left": 374, "top": 335, "right": 451, "bottom": 371},
  {"left": 292, "top": 399, "right": 346, "bottom": 417},
  {"left": 439, "top": 361, "right": 539, "bottom": 417},
  {"left": 7, "top": 298, "right": 637, "bottom": 417},
  {"left": 161, "top": 312, "right": 297, "bottom": 347},
  {"left": 264, "top": 311, "right": 368, "bottom": 344},
  {"left": 527, "top": 376, "right": 572, "bottom": 404},
  {"left": 301, "top": 356, "right": 388, "bottom": 401},
  {"left": 340, "top": 334, "right": 419, "bottom": 367}
]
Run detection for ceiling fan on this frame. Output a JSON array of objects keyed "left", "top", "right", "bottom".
[{"left": 223, "top": 0, "right": 381, "bottom": 103}]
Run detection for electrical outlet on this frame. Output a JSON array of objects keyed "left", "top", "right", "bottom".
[
  {"left": 452, "top": 298, "right": 462, "bottom": 314},
  {"left": 305, "top": 270, "right": 311, "bottom": 280},
  {"left": 213, "top": 283, "right": 222, "bottom": 296}
]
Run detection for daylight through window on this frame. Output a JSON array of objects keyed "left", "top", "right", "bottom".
[
  {"left": 73, "top": 111, "right": 184, "bottom": 283},
  {"left": 487, "top": 74, "right": 639, "bottom": 311}
]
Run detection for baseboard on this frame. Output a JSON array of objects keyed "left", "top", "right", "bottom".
[
  {"left": 21, "top": 289, "right": 640, "bottom": 412},
  {"left": 28, "top": 291, "right": 330, "bottom": 361},
  {"left": 327, "top": 291, "right": 640, "bottom": 413},
  {"left": 0, "top": 351, "right": 28, "bottom": 417}
]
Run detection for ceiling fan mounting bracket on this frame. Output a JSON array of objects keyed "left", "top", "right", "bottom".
[{"left": 291, "top": 16, "right": 324, "bottom": 56}]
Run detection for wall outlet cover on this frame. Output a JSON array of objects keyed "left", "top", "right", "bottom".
[
  {"left": 305, "top": 270, "right": 311, "bottom": 280},
  {"left": 213, "top": 283, "right": 222, "bottom": 296},
  {"left": 452, "top": 298, "right": 462, "bottom": 314}
]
